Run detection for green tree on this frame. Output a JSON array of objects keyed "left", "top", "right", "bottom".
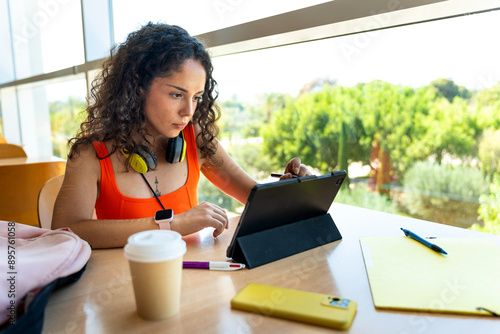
[
  {"left": 198, "top": 175, "right": 242, "bottom": 213},
  {"left": 259, "top": 92, "right": 288, "bottom": 123},
  {"left": 408, "top": 97, "right": 479, "bottom": 165},
  {"left": 261, "top": 98, "right": 308, "bottom": 170},
  {"left": 359, "top": 81, "right": 481, "bottom": 181},
  {"left": 357, "top": 81, "right": 426, "bottom": 182},
  {"left": 473, "top": 82, "right": 500, "bottom": 105},
  {"left": 473, "top": 82, "right": 500, "bottom": 130},
  {"left": 430, "top": 78, "right": 471, "bottom": 103},
  {"left": 218, "top": 95, "right": 247, "bottom": 141},
  {"left": 386, "top": 85, "right": 436, "bottom": 176},
  {"left": 478, "top": 129, "right": 500, "bottom": 178},
  {"left": 472, "top": 174, "right": 500, "bottom": 235},
  {"left": 219, "top": 93, "right": 281, "bottom": 141},
  {"left": 262, "top": 85, "right": 369, "bottom": 175},
  {"left": 263, "top": 80, "right": 488, "bottom": 186},
  {"left": 50, "top": 96, "right": 86, "bottom": 158}
]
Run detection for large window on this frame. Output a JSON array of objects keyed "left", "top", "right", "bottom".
[
  {"left": 207, "top": 9, "right": 500, "bottom": 234},
  {"left": 9, "top": 0, "right": 84, "bottom": 79},
  {"left": 8, "top": 75, "right": 87, "bottom": 157},
  {"left": 1, "top": 0, "right": 499, "bottom": 235}
]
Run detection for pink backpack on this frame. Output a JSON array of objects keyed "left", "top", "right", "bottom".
[{"left": 0, "top": 221, "right": 91, "bottom": 331}]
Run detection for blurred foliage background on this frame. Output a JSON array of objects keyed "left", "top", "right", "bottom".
[{"left": 3, "top": 78, "right": 498, "bottom": 234}]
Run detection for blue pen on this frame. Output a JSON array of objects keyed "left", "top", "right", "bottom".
[{"left": 401, "top": 228, "right": 448, "bottom": 255}]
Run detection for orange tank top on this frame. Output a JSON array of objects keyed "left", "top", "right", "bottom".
[{"left": 92, "top": 123, "right": 200, "bottom": 219}]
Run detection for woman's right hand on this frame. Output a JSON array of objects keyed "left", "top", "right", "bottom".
[{"left": 171, "top": 202, "right": 229, "bottom": 237}]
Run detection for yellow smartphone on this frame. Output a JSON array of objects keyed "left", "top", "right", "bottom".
[{"left": 231, "top": 283, "right": 357, "bottom": 330}]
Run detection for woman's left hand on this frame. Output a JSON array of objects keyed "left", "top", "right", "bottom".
[{"left": 280, "top": 157, "right": 313, "bottom": 179}]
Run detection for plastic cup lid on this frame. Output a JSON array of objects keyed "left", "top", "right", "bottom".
[{"left": 124, "top": 230, "right": 186, "bottom": 263}]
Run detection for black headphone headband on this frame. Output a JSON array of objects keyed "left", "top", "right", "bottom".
[{"left": 166, "top": 135, "right": 184, "bottom": 164}]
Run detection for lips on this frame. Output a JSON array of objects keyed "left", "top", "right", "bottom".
[{"left": 173, "top": 123, "right": 187, "bottom": 130}]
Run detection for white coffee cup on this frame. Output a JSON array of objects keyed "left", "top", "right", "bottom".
[{"left": 124, "top": 230, "right": 186, "bottom": 320}]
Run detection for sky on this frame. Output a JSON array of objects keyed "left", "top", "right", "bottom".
[
  {"left": 211, "top": 9, "right": 500, "bottom": 103},
  {"left": 41, "top": 3, "right": 500, "bottom": 104}
]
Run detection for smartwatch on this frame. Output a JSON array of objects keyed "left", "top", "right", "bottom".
[{"left": 155, "top": 209, "right": 173, "bottom": 230}]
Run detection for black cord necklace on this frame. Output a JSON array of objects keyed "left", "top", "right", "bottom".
[{"left": 141, "top": 173, "right": 165, "bottom": 210}]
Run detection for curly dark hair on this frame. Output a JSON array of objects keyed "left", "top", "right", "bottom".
[{"left": 69, "top": 22, "right": 220, "bottom": 163}]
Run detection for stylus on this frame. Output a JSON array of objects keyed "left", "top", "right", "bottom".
[
  {"left": 401, "top": 228, "right": 448, "bottom": 255},
  {"left": 270, "top": 173, "right": 298, "bottom": 178},
  {"left": 183, "top": 261, "right": 246, "bottom": 271}
]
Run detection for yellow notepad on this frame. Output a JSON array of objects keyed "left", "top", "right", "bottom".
[{"left": 359, "top": 236, "right": 500, "bottom": 316}]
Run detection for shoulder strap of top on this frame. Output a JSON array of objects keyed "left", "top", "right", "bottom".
[{"left": 91, "top": 141, "right": 109, "bottom": 159}]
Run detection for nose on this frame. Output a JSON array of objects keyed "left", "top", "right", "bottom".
[{"left": 180, "top": 99, "right": 196, "bottom": 118}]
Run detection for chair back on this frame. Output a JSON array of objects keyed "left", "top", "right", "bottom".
[
  {"left": 37, "top": 175, "right": 65, "bottom": 229},
  {"left": 0, "top": 143, "right": 27, "bottom": 158},
  {"left": 37, "top": 174, "right": 97, "bottom": 229}
]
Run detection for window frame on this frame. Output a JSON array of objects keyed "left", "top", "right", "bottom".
[{"left": 1, "top": 0, "right": 499, "bottom": 91}]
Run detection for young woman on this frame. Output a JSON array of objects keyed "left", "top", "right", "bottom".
[{"left": 52, "top": 23, "right": 310, "bottom": 248}]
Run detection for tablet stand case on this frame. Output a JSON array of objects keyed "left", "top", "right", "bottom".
[
  {"left": 231, "top": 213, "right": 342, "bottom": 269},
  {"left": 226, "top": 171, "right": 346, "bottom": 269}
]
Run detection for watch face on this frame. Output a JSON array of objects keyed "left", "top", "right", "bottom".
[{"left": 155, "top": 209, "right": 173, "bottom": 221}]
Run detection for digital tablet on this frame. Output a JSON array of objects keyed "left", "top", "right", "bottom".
[{"left": 226, "top": 170, "right": 347, "bottom": 259}]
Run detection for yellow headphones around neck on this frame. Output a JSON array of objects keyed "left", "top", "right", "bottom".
[{"left": 121, "top": 131, "right": 186, "bottom": 174}]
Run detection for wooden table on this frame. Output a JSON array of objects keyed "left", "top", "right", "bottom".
[
  {"left": 42, "top": 203, "right": 500, "bottom": 334},
  {"left": 0, "top": 156, "right": 66, "bottom": 226}
]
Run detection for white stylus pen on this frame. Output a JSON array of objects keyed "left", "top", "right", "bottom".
[{"left": 183, "top": 261, "right": 246, "bottom": 271}]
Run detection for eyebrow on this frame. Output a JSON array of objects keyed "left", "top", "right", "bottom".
[{"left": 166, "top": 84, "right": 204, "bottom": 95}]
